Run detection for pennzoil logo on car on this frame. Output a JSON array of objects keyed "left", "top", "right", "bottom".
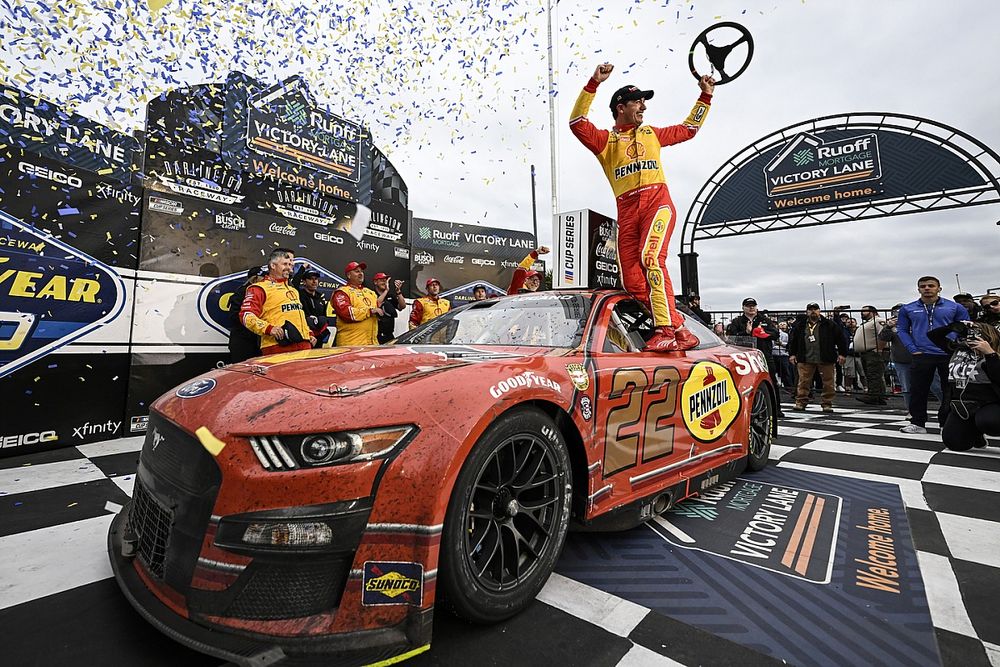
[
  {"left": 566, "top": 363, "right": 590, "bottom": 391},
  {"left": 680, "top": 361, "right": 741, "bottom": 442},
  {"left": 362, "top": 561, "right": 423, "bottom": 606}
]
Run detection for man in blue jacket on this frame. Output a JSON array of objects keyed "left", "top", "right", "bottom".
[{"left": 897, "top": 276, "right": 970, "bottom": 433}]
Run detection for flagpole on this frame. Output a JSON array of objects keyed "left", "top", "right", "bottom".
[{"left": 546, "top": 0, "right": 560, "bottom": 225}]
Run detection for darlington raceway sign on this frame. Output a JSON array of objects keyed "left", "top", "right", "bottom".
[
  {"left": 765, "top": 132, "right": 882, "bottom": 209},
  {"left": 247, "top": 76, "right": 363, "bottom": 184}
]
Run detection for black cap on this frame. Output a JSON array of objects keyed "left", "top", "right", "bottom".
[
  {"left": 806, "top": 302, "right": 821, "bottom": 309},
  {"left": 609, "top": 85, "right": 654, "bottom": 112},
  {"left": 688, "top": 293, "right": 700, "bottom": 300},
  {"left": 473, "top": 284, "right": 487, "bottom": 291},
  {"left": 302, "top": 269, "right": 321, "bottom": 279},
  {"left": 742, "top": 297, "right": 757, "bottom": 306},
  {"left": 954, "top": 292, "right": 974, "bottom": 300}
]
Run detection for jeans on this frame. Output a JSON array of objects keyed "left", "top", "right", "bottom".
[
  {"left": 909, "top": 354, "right": 950, "bottom": 426},
  {"left": 895, "top": 361, "right": 943, "bottom": 410}
]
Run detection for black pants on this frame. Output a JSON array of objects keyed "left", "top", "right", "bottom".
[
  {"left": 909, "top": 354, "right": 950, "bottom": 426},
  {"left": 942, "top": 402, "right": 1000, "bottom": 451}
]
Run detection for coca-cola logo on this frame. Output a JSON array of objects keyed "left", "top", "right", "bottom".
[{"left": 268, "top": 222, "right": 297, "bottom": 236}]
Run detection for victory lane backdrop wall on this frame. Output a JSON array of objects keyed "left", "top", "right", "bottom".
[
  {"left": 0, "top": 112, "right": 141, "bottom": 454},
  {"left": 126, "top": 73, "right": 411, "bottom": 430}
]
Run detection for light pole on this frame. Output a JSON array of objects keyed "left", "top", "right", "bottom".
[
  {"left": 818, "top": 282, "right": 826, "bottom": 309},
  {"left": 545, "top": 0, "right": 560, "bottom": 221}
]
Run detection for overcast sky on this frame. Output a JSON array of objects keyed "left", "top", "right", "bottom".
[{"left": 2, "top": 0, "right": 998, "bottom": 311}]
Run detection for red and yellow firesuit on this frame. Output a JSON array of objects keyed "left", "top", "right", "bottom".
[
  {"left": 570, "top": 78, "right": 711, "bottom": 327},
  {"left": 240, "top": 278, "right": 312, "bottom": 354},
  {"left": 507, "top": 249, "right": 540, "bottom": 295},
  {"left": 331, "top": 284, "right": 379, "bottom": 346},
  {"left": 408, "top": 296, "right": 450, "bottom": 330}
]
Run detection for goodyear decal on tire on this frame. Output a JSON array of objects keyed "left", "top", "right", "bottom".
[
  {"left": 362, "top": 561, "right": 423, "bottom": 606},
  {"left": 680, "top": 361, "right": 741, "bottom": 442}
]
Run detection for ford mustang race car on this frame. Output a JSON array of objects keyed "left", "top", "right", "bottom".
[{"left": 108, "top": 289, "right": 776, "bottom": 665}]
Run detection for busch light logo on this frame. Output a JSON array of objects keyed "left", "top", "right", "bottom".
[
  {"left": 197, "top": 258, "right": 344, "bottom": 336},
  {"left": 0, "top": 211, "right": 125, "bottom": 379},
  {"left": 176, "top": 377, "right": 216, "bottom": 398}
]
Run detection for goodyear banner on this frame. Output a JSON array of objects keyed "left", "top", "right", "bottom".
[{"left": 0, "top": 111, "right": 140, "bottom": 456}]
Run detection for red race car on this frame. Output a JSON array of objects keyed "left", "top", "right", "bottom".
[{"left": 109, "top": 290, "right": 776, "bottom": 665}]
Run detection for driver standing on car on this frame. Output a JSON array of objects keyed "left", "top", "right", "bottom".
[{"left": 570, "top": 62, "right": 714, "bottom": 352}]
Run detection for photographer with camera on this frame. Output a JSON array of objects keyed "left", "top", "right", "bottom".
[{"left": 928, "top": 321, "right": 1000, "bottom": 450}]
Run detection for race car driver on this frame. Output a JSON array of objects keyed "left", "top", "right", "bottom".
[
  {"left": 570, "top": 62, "right": 715, "bottom": 351},
  {"left": 507, "top": 246, "right": 549, "bottom": 294},
  {"left": 409, "top": 278, "right": 451, "bottom": 329},
  {"left": 239, "top": 247, "right": 314, "bottom": 354},
  {"left": 331, "top": 261, "right": 381, "bottom": 346}
]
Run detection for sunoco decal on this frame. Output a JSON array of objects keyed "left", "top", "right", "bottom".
[
  {"left": 680, "top": 361, "right": 740, "bottom": 442},
  {"left": 197, "top": 258, "right": 342, "bottom": 336},
  {"left": 362, "top": 561, "right": 423, "bottom": 606},
  {"left": 650, "top": 478, "right": 842, "bottom": 583},
  {"left": 0, "top": 211, "right": 126, "bottom": 379}
]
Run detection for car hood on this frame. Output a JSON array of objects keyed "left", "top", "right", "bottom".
[{"left": 224, "top": 344, "right": 554, "bottom": 396}]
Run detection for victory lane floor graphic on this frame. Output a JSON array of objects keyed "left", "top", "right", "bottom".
[{"left": 1, "top": 402, "right": 999, "bottom": 666}]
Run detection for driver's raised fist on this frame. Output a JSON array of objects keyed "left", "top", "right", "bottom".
[{"left": 593, "top": 63, "right": 614, "bottom": 82}]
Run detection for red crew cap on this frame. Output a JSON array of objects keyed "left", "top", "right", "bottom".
[
  {"left": 426, "top": 277, "right": 441, "bottom": 289},
  {"left": 345, "top": 261, "right": 367, "bottom": 273},
  {"left": 372, "top": 272, "right": 389, "bottom": 280},
  {"left": 524, "top": 270, "right": 540, "bottom": 279}
]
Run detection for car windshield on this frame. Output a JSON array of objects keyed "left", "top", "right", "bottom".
[{"left": 395, "top": 293, "right": 592, "bottom": 348}]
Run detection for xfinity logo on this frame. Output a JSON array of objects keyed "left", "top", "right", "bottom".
[
  {"left": 1, "top": 430, "right": 57, "bottom": 449},
  {"left": 72, "top": 420, "right": 121, "bottom": 440},
  {"left": 357, "top": 239, "right": 380, "bottom": 253},
  {"left": 18, "top": 161, "right": 82, "bottom": 188},
  {"left": 95, "top": 183, "right": 140, "bottom": 206},
  {"left": 444, "top": 255, "right": 465, "bottom": 264}
]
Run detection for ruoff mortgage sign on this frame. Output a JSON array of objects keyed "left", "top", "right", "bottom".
[
  {"left": 247, "top": 76, "right": 363, "bottom": 184},
  {"left": 765, "top": 132, "right": 882, "bottom": 210}
]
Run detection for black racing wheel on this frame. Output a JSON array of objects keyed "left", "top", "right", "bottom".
[
  {"left": 688, "top": 21, "right": 754, "bottom": 85},
  {"left": 439, "top": 407, "right": 573, "bottom": 623},
  {"left": 747, "top": 387, "right": 773, "bottom": 471}
]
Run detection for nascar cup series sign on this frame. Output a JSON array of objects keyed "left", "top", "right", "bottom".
[{"left": 0, "top": 211, "right": 125, "bottom": 379}]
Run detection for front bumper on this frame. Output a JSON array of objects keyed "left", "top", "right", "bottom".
[{"left": 108, "top": 509, "right": 431, "bottom": 666}]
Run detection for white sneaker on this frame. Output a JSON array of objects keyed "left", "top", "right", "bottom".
[
  {"left": 836, "top": 385, "right": 845, "bottom": 393},
  {"left": 900, "top": 424, "right": 927, "bottom": 434}
]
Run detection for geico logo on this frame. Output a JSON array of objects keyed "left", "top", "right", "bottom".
[
  {"left": 595, "top": 260, "right": 617, "bottom": 273},
  {"left": 471, "top": 258, "right": 495, "bottom": 267},
  {"left": 18, "top": 162, "right": 82, "bottom": 188},
  {"left": 281, "top": 303, "right": 302, "bottom": 312},
  {"left": 313, "top": 232, "right": 344, "bottom": 244},
  {"left": 0, "top": 260, "right": 101, "bottom": 302},
  {"left": 1, "top": 430, "right": 57, "bottom": 448}
]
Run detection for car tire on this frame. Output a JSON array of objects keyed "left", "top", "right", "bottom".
[
  {"left": 747, "top": 386, "right": 773, "bottom": 471},
  {"left": 439, "top": 407, "right": 573, "bottom": 624}
]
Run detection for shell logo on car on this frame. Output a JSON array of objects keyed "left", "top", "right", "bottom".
[{"left": 681, "top": 361, "right": 741, "bottom": 442}]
